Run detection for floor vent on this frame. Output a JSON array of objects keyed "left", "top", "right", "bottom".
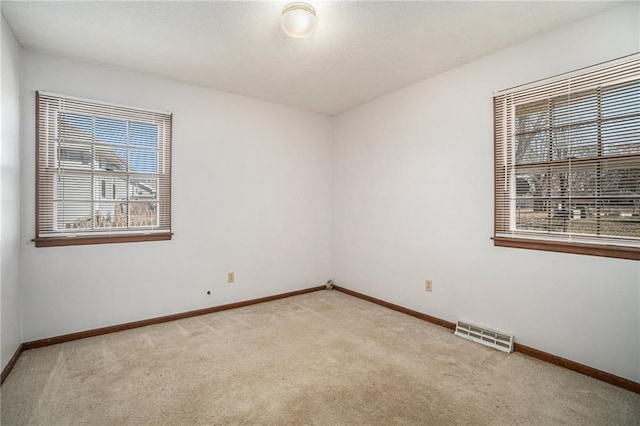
[{"left": 454, "top": 321, "right": 514, "bottom": 353}]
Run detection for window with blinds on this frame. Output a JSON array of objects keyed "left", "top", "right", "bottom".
[
  {"left": 494, "top": 54, "right": 640, "bottom": 260},
  {"left": 35, "top": 92, "right": 172, "bottom": 247}
]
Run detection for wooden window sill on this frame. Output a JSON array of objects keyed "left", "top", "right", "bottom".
[
  {"left": 33, "top": 233, "right": 173, "bottom": 247},
  {"left": 492, "top": 237, "right": 640, "bottom": 260}
]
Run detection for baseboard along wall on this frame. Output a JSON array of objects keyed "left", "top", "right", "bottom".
[
  {"left": 2, "top": 284, "right": 638, "bottom": 395},
  {"left": 332, "top": 286, "right": 640, "bottom": 395},
  {"left": 1, "top": 343, "right": 24, "bottom": 385},
  {"left": 1, "top": 285, "right": 324, "bottom": 384}
]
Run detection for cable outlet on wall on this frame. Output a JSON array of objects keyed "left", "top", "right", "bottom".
[
  {"left": 228, "top": 272, "right": 235, "bottom": 283},
  {"left": 425, "top": 279, "right": 432, "bottom": 292}
]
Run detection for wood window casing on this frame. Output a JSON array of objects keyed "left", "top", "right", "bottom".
[
  {"left": 35, "top": 92, "right": 172, "bottom": 247},
  {"left": 494, "top": 55, "right": 640, "bottom": 260}
]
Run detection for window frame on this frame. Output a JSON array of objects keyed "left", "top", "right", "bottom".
[
  {"left": 493, "top": 55, "right": 640, "bottom": 260},
  {"left": 34, "top": 92, "right": 173, "bottom": 247}
]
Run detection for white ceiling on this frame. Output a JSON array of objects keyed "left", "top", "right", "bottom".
[{"left": 2, "top": 1, "right": 619, "bottom": 115}]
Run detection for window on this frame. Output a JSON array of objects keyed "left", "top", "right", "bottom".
[
  {"left": 494, "top": 55, "right": 640, "bottom": 260},
  {"left": 35, "top": 92, "right": 172, "bottom": 247}
]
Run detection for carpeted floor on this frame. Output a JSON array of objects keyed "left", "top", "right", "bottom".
[{"left": 1, "top": 290, "right": 639, "bottom": 425}]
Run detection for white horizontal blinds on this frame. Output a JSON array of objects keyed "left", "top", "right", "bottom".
[
  {"left": 36, "top": 92, "right": 172, "bottom": 238},
  {"left": 494, "top": 55, "right": 640, "bottom": 247}
]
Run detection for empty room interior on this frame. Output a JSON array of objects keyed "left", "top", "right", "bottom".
[{"left": 1, "top": 1, "right": 640, "bottom": 424}]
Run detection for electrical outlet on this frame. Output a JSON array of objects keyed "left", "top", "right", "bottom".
[
  {"left": 425, "top": 279, "right": 432, "bottom": 292},
  {"left": 228, "top": 272, "right": 235, "bottom": 283}
]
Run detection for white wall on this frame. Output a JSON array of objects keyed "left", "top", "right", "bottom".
[
  {"left": 1, "top": 14, "right": 22, "bottom": 370},
  {"left": 332, "top": 3, "right": 640, "bottom": 382},
  {"left": 20, "top": 50, "right": 332, "bottom": 341}
]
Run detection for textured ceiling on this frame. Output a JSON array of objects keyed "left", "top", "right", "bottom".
[{"left": 2, "top": 1, "right": 619, "bottom": 115}]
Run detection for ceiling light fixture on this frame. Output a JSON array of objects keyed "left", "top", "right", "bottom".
[{"left": 281, "top": 2, "right": 317, "bottom": 38}]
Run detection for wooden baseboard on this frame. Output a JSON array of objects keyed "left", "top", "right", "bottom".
[
  {"left": 514, "top": 343, "right": 640, "bottom": 394},
  {"left": 23, "top": 285, "right": 325, "bottom": 351},
  {"left": 334, "top": 285, "right": 640, "bottom": 395},
  {"left": 2, "top": 286, "right": 323, "bottom": 384},
  {"left": 334, "top": 286, "right": 456, "bottom": 330},
  {"left": 1, "top": 343, "right": 24, "bottom": 385}
]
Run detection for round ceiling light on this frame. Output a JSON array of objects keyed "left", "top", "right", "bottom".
[{"left": 281, "top": 2, "right": 317, "bottom": 38}]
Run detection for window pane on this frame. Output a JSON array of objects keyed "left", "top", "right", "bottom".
[
  {"left": 601, "top": 203, "right": 640, "bottom": 237},
  {"left": 601, "top": 116, "right": 640, "bottom": 156},
  {"left": 601, "top": 165, "right": 640, "bottom": 197},
  {"left": 56, "top": 173, "right": 92, "bottom": 200},
  {"left": 129, "top": 149, "right": 157, "bottom": 173},
  {"left": 552, "top": 91, "right": 597, "bottom": 127},
  {"left": 515, "top": 165, "right": 551, "bottom": 232},
  {"left": 130, "top": 202, "right": 157, "bottom": 227},
  {"left": 602, "top": 80, "right": 640, "bottom": 118},
  {"left": 130, "top": 177, "right": 157, "bottom": 201},
  {"left": 515, "top": 203, "right": 549, "bottom": 231},
  {"left": 58, "top": 142, "right": 92, "bottom": 170},
  {"left": 553, "top": 123, "right": 598, "bottom": 160},
  {"left": 59, "top": 113, "right": 92, "bottom": 142},
  {"left": 95, "top": 117, "right": 127, "bottom": 145},
  {"left": 95, "top": 202, "right": 127, "bottom": 228},
  {"left": 568, "top": 165, "right": 597, "bottom": 197},
  {"left": 515, "top": 131, "right": 549, "bottom": 164},
  {"left": 56, "top": 202, "right": 92, "bottom": 230},
  {"left": 95, "top": 175, "right": 128, "bottom": 200},
  {"left": 130, "top": 121, "right": 158, "bottom": 148},
  {"left": 95, "top": 145, "right": 127, "bottom": 172},
  {"left": 516, "top": 101, "right": 549, "bottom": 132},
  {"left": 564, "top": 202, "right": 598, "bottom": 235},
  {"left": 515, "top": 167, "right": 548, "bottom": 198}
]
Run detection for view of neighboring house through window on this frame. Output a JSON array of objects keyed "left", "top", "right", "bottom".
[
  {"left": 494, "top": 54, "right": 640, "bottom": 259},
  {"left": 35, "top": 92, "right": 172, "bottom": 247}
]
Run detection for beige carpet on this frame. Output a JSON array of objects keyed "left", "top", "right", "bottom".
[{"left": 1, "top": 290, "right": 639, "bottom": 425}]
